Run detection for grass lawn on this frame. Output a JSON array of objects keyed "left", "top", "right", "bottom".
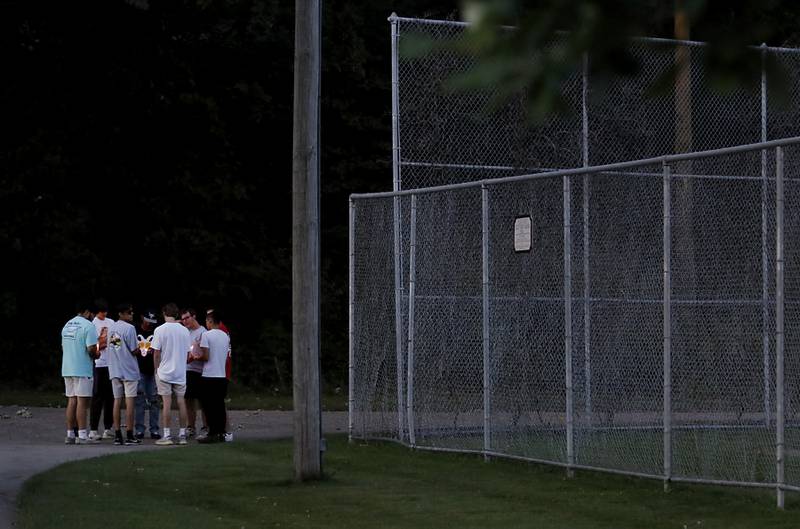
[
  {"left": 16, "top": 437, "right": 799, "bottom": 529},
  {"left": 0, "top": 384, "right": 347, "bottom": 411},
  {"left": 424, "top": 426, "right": 800, "bottom": 484}
]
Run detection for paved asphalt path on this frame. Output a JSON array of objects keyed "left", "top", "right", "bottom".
[{"left": 0, "top": 405, "right": 347, "bottom": 528}]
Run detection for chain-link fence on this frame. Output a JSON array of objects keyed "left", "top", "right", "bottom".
[
  {"left": 390, "top": 16, "right": 800, "bottom": 192},
  {"left": 349, "top": 15, "right": 800, "bottom": 507},
  {"left": 350, "top": 138, "right": 800, "bottom": 507}
]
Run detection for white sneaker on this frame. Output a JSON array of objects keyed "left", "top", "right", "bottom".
[
  {"left": 224, "top": 432, "right": 233, "bottom": 443},
  {"left": 88, "top": 431, "right": 101, "bottom": 441},
  {"left": 102, "top": 429, "right": 115, "bottom": 440},
  {"left": 77, "top": 437, "right": 99, "bottom": 445},
  {"left": 178, "top": 435, "right": 188, "bottom": 445},
  {"left": 155, "top": 437, "right": 174, "bottom": 446}
]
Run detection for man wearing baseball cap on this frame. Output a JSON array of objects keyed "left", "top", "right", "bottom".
[{"left": 134, "top": 308, "right": 161, "bottom": 440}]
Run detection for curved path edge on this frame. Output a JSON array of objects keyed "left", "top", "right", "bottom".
[{"left": 0, "top": 406, "right": 348, "bottom": 528}]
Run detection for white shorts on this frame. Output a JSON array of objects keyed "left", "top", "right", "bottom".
[
  {"left": 156, "top": 375, "right": 186, "bottom": 397},
  {"left": 112, "top": 378, "right": 139, "bottom": 398},
  {"left": 64, "top": 376, "right": 93, "bottom": 397}
]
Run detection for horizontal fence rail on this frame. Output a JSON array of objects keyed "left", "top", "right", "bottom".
[
  {"left": 352, "top": 137, "right": 800, "bottom": 199},
  {"left": 350, "top": 138, "right": 800, "bottom": 508}
]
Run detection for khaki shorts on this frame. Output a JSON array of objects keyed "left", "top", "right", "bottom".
[
  {"left": 112, "top": 378, "right": 139, "bottom": 398},
  {"left": 156, "top": 375, "right": 186, "bottom": 397},
  {"left": 64, "top": 376, "right": 93, "bottom": 397}
]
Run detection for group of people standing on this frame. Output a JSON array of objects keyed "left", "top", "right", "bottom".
[{"left": 60, "top": 300, "right": 232, "bottom": 446}]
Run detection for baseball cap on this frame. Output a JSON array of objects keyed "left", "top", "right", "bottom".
[{"left": 142, "top": 309, "right": 158, "bottom": 324}]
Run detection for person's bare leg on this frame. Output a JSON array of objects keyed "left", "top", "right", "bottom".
[
  {"left": 113, "top": 398, "right": 122, "bottom": 431},
  {"left": 176, "top": 396, "right": 188, "bottom": 428},
  {"left": 125, "top": 396, "right": 136, "bottom": 435},
  {"left": 66, "top": 396, "right": 76, "bottom": 431},
  {"left": 76, "top": 397, "right": 90, "bottom": 430},
  {"left": 161, "top": 394, "right": 172, "bottom": 434}
]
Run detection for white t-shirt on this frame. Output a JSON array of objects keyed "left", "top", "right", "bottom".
[
  {"left": 186, "top": 325, "right": 207, "bottom": 373},
  {"left": 152, "top": 321, "right": 191, "bottom": 385},
  {"left": 200, "top": 328, "right": 230, "bottom": 378},
  {"left": 92, "top": 316, "right": 115, "bottom": 368}
]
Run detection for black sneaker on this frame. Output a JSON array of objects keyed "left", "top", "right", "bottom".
[
  {"left": 150, "top": 433, "right": 161, "bottom": 440},
  {"left": 197, "top": 433, "right": 223, "bottom": 444},
  {"left": 125, "top": 437, "right": 141, "bottom": 445},
  {"left": 114, "top": 436, "right": 124, "bottom": 446},
  {"left": 135, "top": 432, "right": 144, "bottom": 440}
]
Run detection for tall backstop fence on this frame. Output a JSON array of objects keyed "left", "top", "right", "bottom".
[
  {"left": 350, "top": 138, "right": 800, "bottom": 507},
  {"left": 389, "top": 15, "right": 800, "bottom": 192}
]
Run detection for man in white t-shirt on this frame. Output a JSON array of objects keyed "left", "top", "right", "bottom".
[
  {"left": 90, "top": 298, "right": 115, "bottom": 441},
  {"left": 107, "top": 303, "right": 141, "bottom": 446},
  {"left": 181, "top": 308, "right": 206, "bottom": 438},
  {"left": 151, "top": 302, "right": 191, "bottom": 446},
  {"left": 197, "top": 310, "right": 231, "bottom": 444}
]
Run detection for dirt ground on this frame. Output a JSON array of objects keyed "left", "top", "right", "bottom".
[{"left": 0, "top": 404, "right": 347, "bottom": 528}]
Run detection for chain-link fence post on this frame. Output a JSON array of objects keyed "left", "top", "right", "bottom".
[
  {"left": 406, "top": 194, "right": 418, "bottom": 447},
  {"left": 390, "top": 13, "right": 406, "bottom": 443},
  {"left": 482, "top": 185, "right": 492, "bottom": 459},
  {"left": 663, "top": 161, "right": 673, "bottom": 492},
  {"left": 582, "top": 53, "right": 592, "bottom": 418},
  {"left": 393, "top": 195, "right": 406, "bottom": 442},
  {"left": 564, "top": 174, "right": 575, "bottom": 476},
  {"left": 390, "top": 14, "right": 401, "bottom": 192},
  {"left": 761, "top": 43, "right": 772, "bottom": 428},
  {"left": 348, "top": 198, "right": 355, "bottom": 443},
  {"left": 775, "top": 146, "right": 785, "bottom": 509}
]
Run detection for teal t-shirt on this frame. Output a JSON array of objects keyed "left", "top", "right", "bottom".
[{"left": 61, "top": 315, "right": 98, "bottom": 377}]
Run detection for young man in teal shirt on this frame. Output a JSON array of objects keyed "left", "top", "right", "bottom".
[{"left": 61, "top": 300, "right": 100, "bottom": 444}]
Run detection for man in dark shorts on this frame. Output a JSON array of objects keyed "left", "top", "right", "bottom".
[
  {"left": 89, "top": 298, "right": 115, "bottom": 440},
  {"left": 181, "top": 308, "right": 206, "bottom": 438}
]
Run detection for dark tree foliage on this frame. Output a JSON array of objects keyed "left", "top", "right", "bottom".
[
  {"left": 2, "top": 0, "right": 799, "bottom": 391},
  {"left": 0, "top": 0, "right": 457, "bottom": 390},
  {"left": 432, "top": 0, "right": 800, "bottom": 118}
]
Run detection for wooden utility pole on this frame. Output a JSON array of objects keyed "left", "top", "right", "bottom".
[
  {"left": 674, "top": 0, "right": 696, "bottom": 294},
  {"left": 292, "top": 0, "right": 322, "bottom": 480},
  {"left": 674, "top": 0, "right": 692, "bottom": 156}
]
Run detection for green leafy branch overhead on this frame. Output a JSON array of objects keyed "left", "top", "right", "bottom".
[{"left": 402, "top": 0, "right": 799, "bottom": 119}]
